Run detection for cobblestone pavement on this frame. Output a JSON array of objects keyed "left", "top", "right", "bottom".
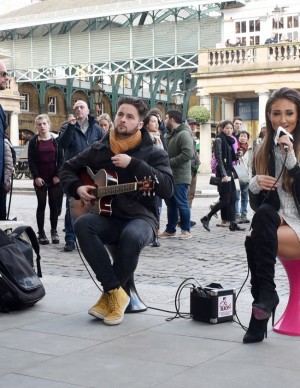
[{"left": 8, "top": 177, "right": 289, "bottom": 302}]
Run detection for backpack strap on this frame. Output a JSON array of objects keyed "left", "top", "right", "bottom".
[{"left": 11, "top": 226, "right": 42, "bottom": 277}]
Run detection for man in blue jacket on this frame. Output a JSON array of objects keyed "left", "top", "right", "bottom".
[{"left": 58, "top": 100, "right": 104, "bottom": 251}]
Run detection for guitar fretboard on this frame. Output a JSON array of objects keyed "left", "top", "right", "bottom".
[{"left": 96, "top": 182, "right": 137, "bottom": 198}]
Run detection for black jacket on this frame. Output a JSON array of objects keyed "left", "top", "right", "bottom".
[
  {"left": 28, "top": 134, "right": 64, "bottom": 180},
  {"left": 249, "top": 148, "right": 300, "bottom": 216},
  {"left": 59, "top": 128, "right": 174, "bottom": 232},
  {"left": 58, "top": 114, "right": 104, "bottom": 160}
]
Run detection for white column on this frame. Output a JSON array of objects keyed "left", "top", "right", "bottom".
[
  {"left": 222, "top": 98, "right": 235, "bottom": 120},
  {"left": 10, "top": 111, "right": 20, "bottom": 146},
  {"left": 199, "top": 93, "right": 212, "bottom": 174},
  {"left": 256, "top": 89, "right": 270, "bottom": 125}
]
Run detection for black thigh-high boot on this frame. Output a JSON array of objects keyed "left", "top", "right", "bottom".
[
  {"left": 243, "top": 235, "right": 268, "bottom": 344},
  {"left": 251, "top": 204, "right": 281, "bottom": 322}
]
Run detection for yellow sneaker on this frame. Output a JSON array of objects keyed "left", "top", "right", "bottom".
[
  {"left": 103, "top": 287, "right": 130, "bottom": 326},
  {"left": 88, "top": 292, "right": 109, "bottom": 320}
]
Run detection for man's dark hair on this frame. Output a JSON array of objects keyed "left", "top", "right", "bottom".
[
  {"left": 233, "top": 116, "right": 243, "bottom": 123},
  {"left": 117, "top": 96, "right": 149, "bottom": 121},
  {"left": 166, "top": 109, "right": 183, "bottom": 124}
]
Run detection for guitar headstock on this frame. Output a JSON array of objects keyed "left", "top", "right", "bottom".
[{"left": 138, "top": 176, "right": 155, "bottom": 196}]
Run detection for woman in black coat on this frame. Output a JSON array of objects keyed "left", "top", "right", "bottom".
[{"left": 200, "top": 120, "right": 244, "bottom": 232}]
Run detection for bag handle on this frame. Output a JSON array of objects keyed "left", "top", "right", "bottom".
[{"left": 11, "top": 226, "right": 42, "bottom": 277}]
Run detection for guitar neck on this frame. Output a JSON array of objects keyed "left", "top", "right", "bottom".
[{"left": 96, "top": 182, "right": 137, "bottom": 198}]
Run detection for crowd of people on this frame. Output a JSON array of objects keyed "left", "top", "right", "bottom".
[{"left": 1, "top": 58, "right": 300, "bottom": 342}]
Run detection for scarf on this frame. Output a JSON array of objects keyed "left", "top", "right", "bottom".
[
  {"left": 217, "top": 132, "right": 236, "bottom": 171},
  {"left": 149, "top": 131, "right": 164, "bottom": 150},
  {"left": 238, "top": 141, "right": 248, "bottom": 155},
  {"left": 109, "top": 129, "right": 142, "bottom": 155}
]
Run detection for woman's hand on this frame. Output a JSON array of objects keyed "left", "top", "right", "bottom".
[
  {"left": 277, "top": 134, "right": 293, "bottom": 153},
  {"left": 222, "top": 176, "right": 229, "bottom": 183},
  {"left": 257, "top": 175, "right": 279, "bottom": 190},
  {"left": 35, "top": 177, "right": 45, "bottom": 187},
  {"left": 53, "top": 176, "right": 60, "bottom": 185}
]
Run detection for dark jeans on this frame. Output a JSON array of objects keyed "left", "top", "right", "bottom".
[
  {"left": 74, "top": 214, "right": 154, "bottom": 292},
  {"left": 35, "top": 183, "right": 64, "bottom": 233},
  {"left": 164, "top": 183, "right": 191, "bottom": 233},
  {"left": 65, "top": 194, "right": 76, "bottom": 243}
]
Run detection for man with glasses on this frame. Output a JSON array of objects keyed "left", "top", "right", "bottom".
[
  {"left": 0, "top": 62, "right": 9, "bottom": 220},
  {"left": 58, "top": 100, "right": 104, "bottom": 252}
]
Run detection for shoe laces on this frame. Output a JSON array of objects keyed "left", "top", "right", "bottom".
[{"left": 108, "top": 290, "right": 120, "bottom": 310}]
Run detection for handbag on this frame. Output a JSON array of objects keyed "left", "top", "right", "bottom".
[
  {"left": 209, "top": 176, "right": 221, "bottom": 186},
  {"left": 233, "top": 162, "right": 249, "bottom": 184}
]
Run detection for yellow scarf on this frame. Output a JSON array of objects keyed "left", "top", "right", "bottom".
[{"left": 110, "top": 129, "right": 142, "bottom": 155}]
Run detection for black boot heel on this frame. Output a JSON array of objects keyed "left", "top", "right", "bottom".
[
  {"left": 252, "top": 293, "right": 279, "bottom": 321},
  {"left": 243, "top": 313, "right": 268, "bottom": 344},
  {"left": 200, "top": 216, "right": 211, "bottom": 232}
]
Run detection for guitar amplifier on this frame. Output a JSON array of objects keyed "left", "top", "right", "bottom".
[{"left": 190, "top": 286, "right": 236, "bottom": 324}]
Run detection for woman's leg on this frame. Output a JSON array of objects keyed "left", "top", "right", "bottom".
[
  {"left": 48, "top": 183, "right": 64, "bottom": 231},
  {"left": 35, "top": 186, "right": 47, "bottom": 233},
  {"left": 200, "top": 190, "right": 231, "bottom": 231},
  {"left": 278, "top": 224, "right": 300, "bottom": 259},
  {"left": 251, "top": 204, "right": 281, "bottom": 318}
]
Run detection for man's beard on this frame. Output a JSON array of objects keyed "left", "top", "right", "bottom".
[{"left": 115, "top": 125, "right": 139, "bottom": 137}]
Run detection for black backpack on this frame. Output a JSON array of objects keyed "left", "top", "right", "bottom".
[
  {"left": 10, "top": 225, "right": 42, "bottom": 276},
  {"left": 0, "top": 229, "right": 45, "bottom": 312}
]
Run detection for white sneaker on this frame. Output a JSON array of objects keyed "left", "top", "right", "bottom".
[{"left": 179, "top": 231, "right": 192, "bottom": 240}]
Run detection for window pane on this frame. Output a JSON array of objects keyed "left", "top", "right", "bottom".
[
  {"left": 20, "top": 93, "right": 29, "bottom": 111},
  {"left": 241, "top": 21, "right": 246, "bottom": 33},
  {"left": 294, "top": 16, "right": 299, "bottom": 28},
  {"left": 48, "top": 96, "right": 56, "bottom": 114},
  {"left": 249, "top": 20, "right": 254, "bottom": 32},
  {"left": 255, "top": 19, "right": 260, "bottom": 32},
  {"left": 235, "top": 22, "right": 240, "bottom": 34}
]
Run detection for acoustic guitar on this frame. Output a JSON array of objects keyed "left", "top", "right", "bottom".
[{"left": 70, "top": 167, "right": 154, "bottom": 220}]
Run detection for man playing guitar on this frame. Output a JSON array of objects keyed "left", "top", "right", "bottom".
[{"left": 59, "top": 96, "right": 174, "bottom": 326}]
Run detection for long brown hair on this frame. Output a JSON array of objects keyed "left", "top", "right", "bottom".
[{"left": 254, "top": 87, "right": 300, "bottom": 192}]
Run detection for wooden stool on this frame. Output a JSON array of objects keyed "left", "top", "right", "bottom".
[
  {"left": 273, "top": 256, "right": 300, "bottom": 336},
  {"left": 105, "top": 245, "right": 147, "bottom": 313}
]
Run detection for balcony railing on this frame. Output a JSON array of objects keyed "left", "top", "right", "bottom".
[{"left": 199, "top": 42, "right": 300, "bottom": 75}]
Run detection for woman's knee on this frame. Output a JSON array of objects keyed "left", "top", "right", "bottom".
[{"left": 252, "top": 204, "right": 280, "bottom": 227}]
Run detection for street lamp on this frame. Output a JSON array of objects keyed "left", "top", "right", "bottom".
[
  {"left": 90, "top": 78, "right": 105, "bottom": 115},
  {"left": 172, "top": 86, "right": 185, "bottom": 107}
]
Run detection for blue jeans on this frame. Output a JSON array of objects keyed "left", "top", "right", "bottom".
[
  {"left": 235, "top": 182, "right": 249, "bottom": 216},
  {"left": 164, "top": 183, "right": 190, "bottom": 233},
  {"left": 74, "top": 214, "right": 154, "bottom": 291},
  {"left": 65, "top": 195, "right": 76, "bottom": 243}
]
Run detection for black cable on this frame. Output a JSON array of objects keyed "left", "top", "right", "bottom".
[{"left": 74, "top": 239, "right": 103, "bottom": 293}]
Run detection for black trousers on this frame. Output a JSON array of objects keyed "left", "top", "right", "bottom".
[
  {"left": 35, "top": 183, "right": 64, "bottom": 232},
  {"left": 74, "top": 213, "right": 154, "bottom": 292}
]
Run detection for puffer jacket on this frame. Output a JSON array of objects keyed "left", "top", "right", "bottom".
[
  {"left": 165, "top": 123, "right": 194, "bottom": 184},
  {"left": 58, "top": 114, "right": 104, "bottom": 160}
]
